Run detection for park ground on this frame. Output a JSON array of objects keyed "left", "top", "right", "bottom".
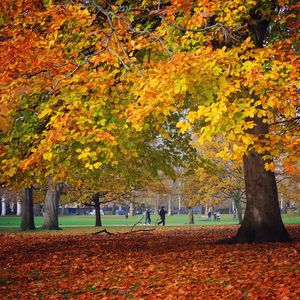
[
  {"left": 1, "top": 213, "right": 300, "bottom": 230},
  {"left": 0, "top": 224, "right": 300, "bottom": 299}
]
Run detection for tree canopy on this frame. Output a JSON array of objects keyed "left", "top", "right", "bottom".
[{"left": 0, "top": 0, "right": 299, "bottom": 241}]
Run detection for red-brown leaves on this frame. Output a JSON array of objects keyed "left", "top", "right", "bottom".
[{"left": 0, "top": 226, "right": 300, "bottom": 299}]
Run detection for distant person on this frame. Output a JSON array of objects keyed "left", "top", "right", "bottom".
[
  {"left": 216, "top": 211, "right": 221, "bottom": 222},
  {"left": 208, "top": 211, "right": 212, "bottom": 221},
  {"left": 158, "top": 206, "right": 166, "bottom": 226},
  {"left": 213, "top": 211, "right": 217, "bottom": 221},
  {"left": 125, "top": 212, "right": 129, "bottom": 219},
  {"left": 232, "top": 209, "right": 237, "bottom": 222},
  {"left": 145, "top": 209, "right": 151, "bottom": 225}
]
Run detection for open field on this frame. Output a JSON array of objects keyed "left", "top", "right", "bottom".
[
  {"left": 1, "top": 214, "right": 238, "bottom": 228},
  {"left": 1, "top": 214, "right": 300, "bottom": 232},
  {"left": 0, "top": 225, "right": 300, "bottom": 299}
]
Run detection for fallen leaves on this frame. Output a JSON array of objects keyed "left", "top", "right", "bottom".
[{"left": 0, "top": 225, "right": 300, "bottom": 299}]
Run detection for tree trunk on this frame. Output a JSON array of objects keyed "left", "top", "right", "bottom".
[
  {"left": 233, "top": 148, "right": 291, "bottom": 243},
  {"left": 20, "top": 187, "right": 35, "bottom": 231},
  {"left": 60, "top": 204, "right": 65, "bottom": 216},
  {"left": 112, "top": 203, "right": 117, "bottom": 215},
  {"left": 233, "top": 193, "right": 243, "bottom": 225},
  {"left": 168, "top": 195, "right": 172, "bottom": 216},
  {"left": 129, "top": 202, "right": 135, "bottom": 216},
  {"left": 1, "top": 195, "right": 6, "bottom": 216},
  {"left": 42, "top": 178, "right": 62, "bottom": 230},
  {"left": 188, "top": 207, "right": 194, "bottom": 224},
  {"left": 95, "top": 198, "right": 102, "bottom": 227},
  {"left": 205, "top": 205, "right": 208, "bottom": 215},
  {"left": 17, "top": 200, "right": 22, "bottom": 216},
  {"left": 155, "top": 194, "right": 159, "bottom": 213}
]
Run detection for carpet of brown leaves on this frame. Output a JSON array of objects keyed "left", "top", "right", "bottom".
[{"left": 1, "top": 225, "right": 300, "bottom": 299}]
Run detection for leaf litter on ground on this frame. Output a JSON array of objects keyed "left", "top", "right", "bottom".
[{"left": 0, "top": 225, "right": 299, "bottom": 299}]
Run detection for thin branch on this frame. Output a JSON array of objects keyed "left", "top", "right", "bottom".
[
  {"left": 269, "top": 117, "right": 299, "bottom": 127},
  {"left": 122, "top": 228, "right": 156, "bottom": 234},
  {"left": 131, "top": 215, "right": 144, "bottom": 232},
  {"left": 94, "top": 229, "right": 114, "bottom": 235}
]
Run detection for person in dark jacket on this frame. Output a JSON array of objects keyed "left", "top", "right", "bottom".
[
  {"left": 158, "top": 206, "right": 166, "bottom": 226},
  {"left": 145, "top": 208, "right": 151, "bottom": 225}
]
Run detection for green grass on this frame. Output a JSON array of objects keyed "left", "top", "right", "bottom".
[{"left": 0, "top": 213, "right": 299, "bottom": 232}]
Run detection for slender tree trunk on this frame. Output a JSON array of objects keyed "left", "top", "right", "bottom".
[
  {"left": 205, "top": 205, "right": 208, "bottom": 215},
  {"left": 1, "top": 195, "right": 6, "bottom": 216},
  {"left": 129, "top": 202, "right": 135, "bottom": 216},
  {"left": 112, "top": 203, "right": 117, "bottom": 215},
  {"left": 155, "top": 194, "right": 159, "bottom": 213},
  {"left": 20, "top": 187, "right": 35, "bottom": 231},
  {"left": 60, "top": 204, "right": 65, "bottom": 216},
  {"left": 168, "top": 195, "right": 172, "bottom": 216},
  {"left": 233, "top": 193, "right": 243, "bottom": 224},
  {"left": 188, "top": 207, "right": 194, "bottom": 224},
  {"left": 17, "top": 200, "right": 22, "bottom": 216},
  {"left": 94, "top": 197, "right": 102, "bottom": 227},
  {"left": 42, "top": 178, "right": 62, "bottom": 230}
]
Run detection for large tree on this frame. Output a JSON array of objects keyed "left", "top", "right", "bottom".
[
  {"left": 124, "top": 0, "right": 298, "bottom": 242},
  {"left": 0, "top": 0, "right": 194, "bottom": 231}
]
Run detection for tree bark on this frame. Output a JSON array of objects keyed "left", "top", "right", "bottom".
[
  {"left": 129, "top": 202, "right": 135, "bottom": 216},
  {"left": 231, "top": 112, "right": 292, "bottom": 243},
  {"left": 1, "top": 195, "right": 6, "bottom": 216},
  {"left": 233, "top": 193, "right": 243, "bottom": 224},
  {"left": 20, "top": 187, "right": 35, "bottom": 231},
  {"left": 168, "top": 195, "right": 173, "bottom": 216},
  {"left": 42, "top": 178, "right": 62, "bottom": 230},
  {"left": 188, "top": 207, "right": 194, "bottom": 224},
  {"left": 94, "top": 197, "right": 102, "bottom": 227},
  {"left": 60, "top": 204, "right": 65, "bottom": 216}
]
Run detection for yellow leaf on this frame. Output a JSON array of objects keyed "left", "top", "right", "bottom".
[
  {"left": 43, "top": 152, "right": 53, "bottom": 161},
  {"left": 265, "top": 162, "right": 275, "bottom": 172},
  {"left": 93, "top": 162, "right": 102, "bottom": 169},
  {"left": 38, "top": 108, "right": 52, "bottom": 119},
  {"left": 7, "top": 167, "right": 16, "bottom": 177},
  {"left": 176, "top": 121, "right": 191, "bottom": 133}
]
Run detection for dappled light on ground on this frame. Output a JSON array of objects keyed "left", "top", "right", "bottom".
[{"left": 1, "top": 225, "right": 300, "bottom": 299}]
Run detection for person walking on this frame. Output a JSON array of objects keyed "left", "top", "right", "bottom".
[
  {"left": 216, "top": 211, "right": 221, "bottom": 222},
  {"left": 145, "top": 208, "right": 151, "bottom": 225},
  {"left": 232, "top": 209, "right": 237, "bottom": 222},
  {"left": 157, "top": 206, "right": 166, "bottom": 226},
  {"left": 208, "top": 211, "right": 212, "bottom": 221}
]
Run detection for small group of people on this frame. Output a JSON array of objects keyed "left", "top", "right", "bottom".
[
  {"left": 144, "top": 206, "right": 166, "bottom": 226},
  {"left": 207, "top": 210, "right": 221, "bottom": 222}
]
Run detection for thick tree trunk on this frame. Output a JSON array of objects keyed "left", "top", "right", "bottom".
[
  {"left": 233, "top": 148, "right": 291, "bottom": 243},
  {"left": 20, "top": 187, "right": 35, "bottom": 231},
  {"left": 188, "top": 207, "right": 194, "bottom": 224},
  {"left": 42, "top": 178, "right": 62, "bottom": 230}
]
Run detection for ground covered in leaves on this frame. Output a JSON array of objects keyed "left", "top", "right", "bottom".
[{"left": 1, "top": 225, "right": 300, "bottom": 299}]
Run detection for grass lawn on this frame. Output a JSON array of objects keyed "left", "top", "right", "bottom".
[{"left": 0, "top": 213, "right": 299, "bottom": 232}]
